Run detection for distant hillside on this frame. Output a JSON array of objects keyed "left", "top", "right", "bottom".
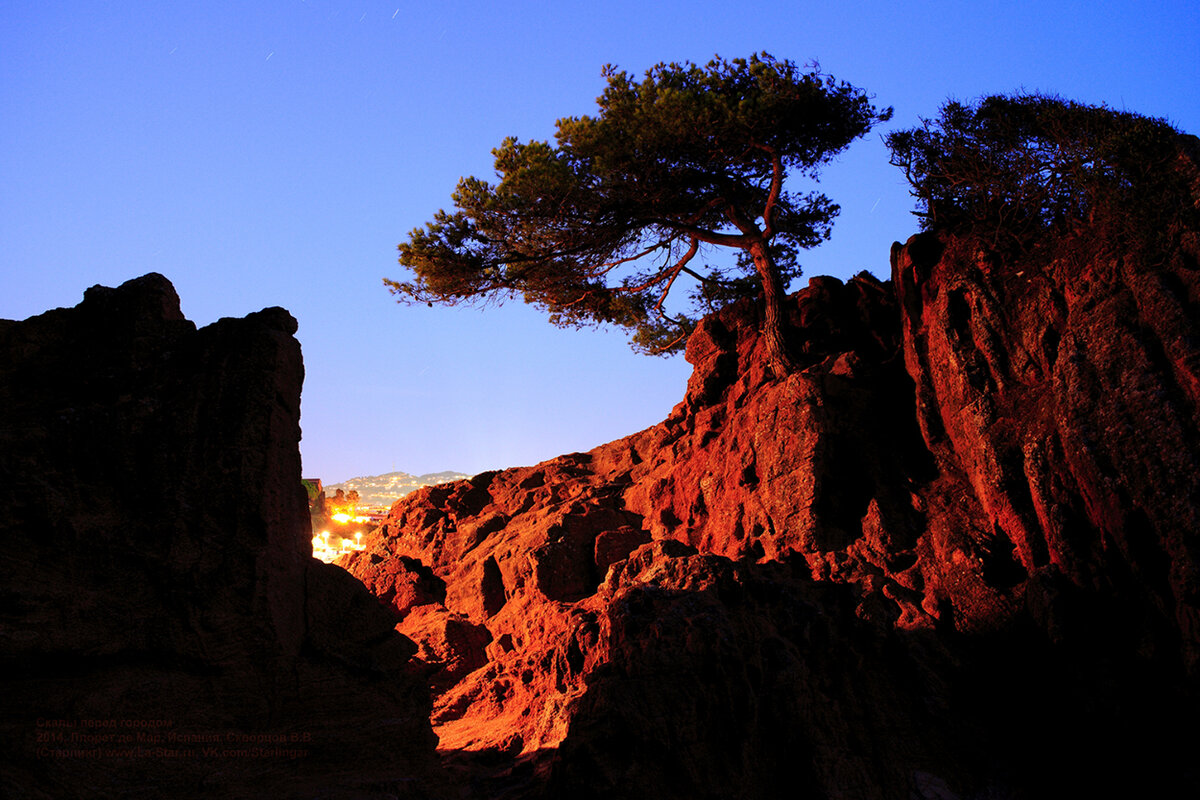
[{"left": 326, "top": 470, "right": 471, "bottom": 510}]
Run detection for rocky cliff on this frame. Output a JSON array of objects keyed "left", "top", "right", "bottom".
[
  {"left": 0, "top": 275, "right": 444, "bottom": 799},
  {"left": 345, "top": 217, "right": 1200, "bottom": 796},
  {"left": 4, "top": 203, "right": 1198, "bottom": 798}
]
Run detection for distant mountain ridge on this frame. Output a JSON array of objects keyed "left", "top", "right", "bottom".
[{"left": 327, "top": 470, "right": 471, "bottom": 510}]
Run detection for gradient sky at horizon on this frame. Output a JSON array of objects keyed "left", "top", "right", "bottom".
[{"left": 3, "top": 0, "right": 1198, "bottom": 483}]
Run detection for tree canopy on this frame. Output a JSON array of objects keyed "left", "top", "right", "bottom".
[
  {"left": 886, "top": 93, "right": 1196, "bottom": 261},
  {"left": 389, "top": 53, "right": 890, "bottom": 374}
]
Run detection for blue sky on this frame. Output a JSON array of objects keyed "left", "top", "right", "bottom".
[{"left": 3, "top": 1, "right": 1198, "bottom": 482}]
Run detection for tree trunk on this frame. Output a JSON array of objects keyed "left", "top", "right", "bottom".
[{"left": 750, "top": 243, "right": 797, "bottom": 377}]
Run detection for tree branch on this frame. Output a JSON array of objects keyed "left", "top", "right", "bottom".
[
  {"left": 651, "top": 237, "right": 700, "bottom": 314},
  {"left": 757, "top": 144, "right": 785, "bottom": 239},
  {"left": 649, "top": 326, "right": 691, "bottom": 353},
  {"left": 639, "top": 217, "right": 754, "bottom": 248},
  {"left": 595, "top": 236, "right": 677, "bottom": 275}
]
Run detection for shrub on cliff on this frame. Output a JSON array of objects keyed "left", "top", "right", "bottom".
[
  {"left": 887, "top": 93, "right": 1195, "bottom": 263},
  {"left": 388, "top": 53, "right": 890, "bottom": 375}
]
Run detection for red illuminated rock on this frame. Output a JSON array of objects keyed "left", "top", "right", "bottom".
[
  {"left": 894, "top": 227, "right": 1200, "bottom": 650},
  {"left": 347, "top": 195, "right": 1200, "bottom": 796}
]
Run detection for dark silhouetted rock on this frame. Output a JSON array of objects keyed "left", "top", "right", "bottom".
[{"left": 0, "top": 274, "right": 443, "bottom": 799}]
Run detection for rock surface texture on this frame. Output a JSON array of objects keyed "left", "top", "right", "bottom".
[
  {"left": 346, "top": 219, "right": 1200, "bottom": 795},
  {"left": 0, "top": 275, "right": 443, "bottom": 799}
]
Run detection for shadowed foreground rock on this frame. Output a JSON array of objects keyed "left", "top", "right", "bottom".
[
  {"left": 0, "top": 275, "right": 443, "bottom": 799},
  {"left": 346, "top": 217, "right": 1200, "bottom": 796}
]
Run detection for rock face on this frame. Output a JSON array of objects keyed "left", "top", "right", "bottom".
[
  {"left": 895, "top": 229, "right": 1200, "bottom": 651},
  {"left": 0, "top": 275, "right": 442, "bottom": 799},
  {"left": 345, "top": 219, "right": 1200, "bottom": 795}
]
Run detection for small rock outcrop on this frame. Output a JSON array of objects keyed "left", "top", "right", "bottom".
[
  {"left": 0, "top": 275, "right": 443, "bottom": 799},
  {"left": 346, "top": 215, "right": 1200, "bottom": 796}
]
